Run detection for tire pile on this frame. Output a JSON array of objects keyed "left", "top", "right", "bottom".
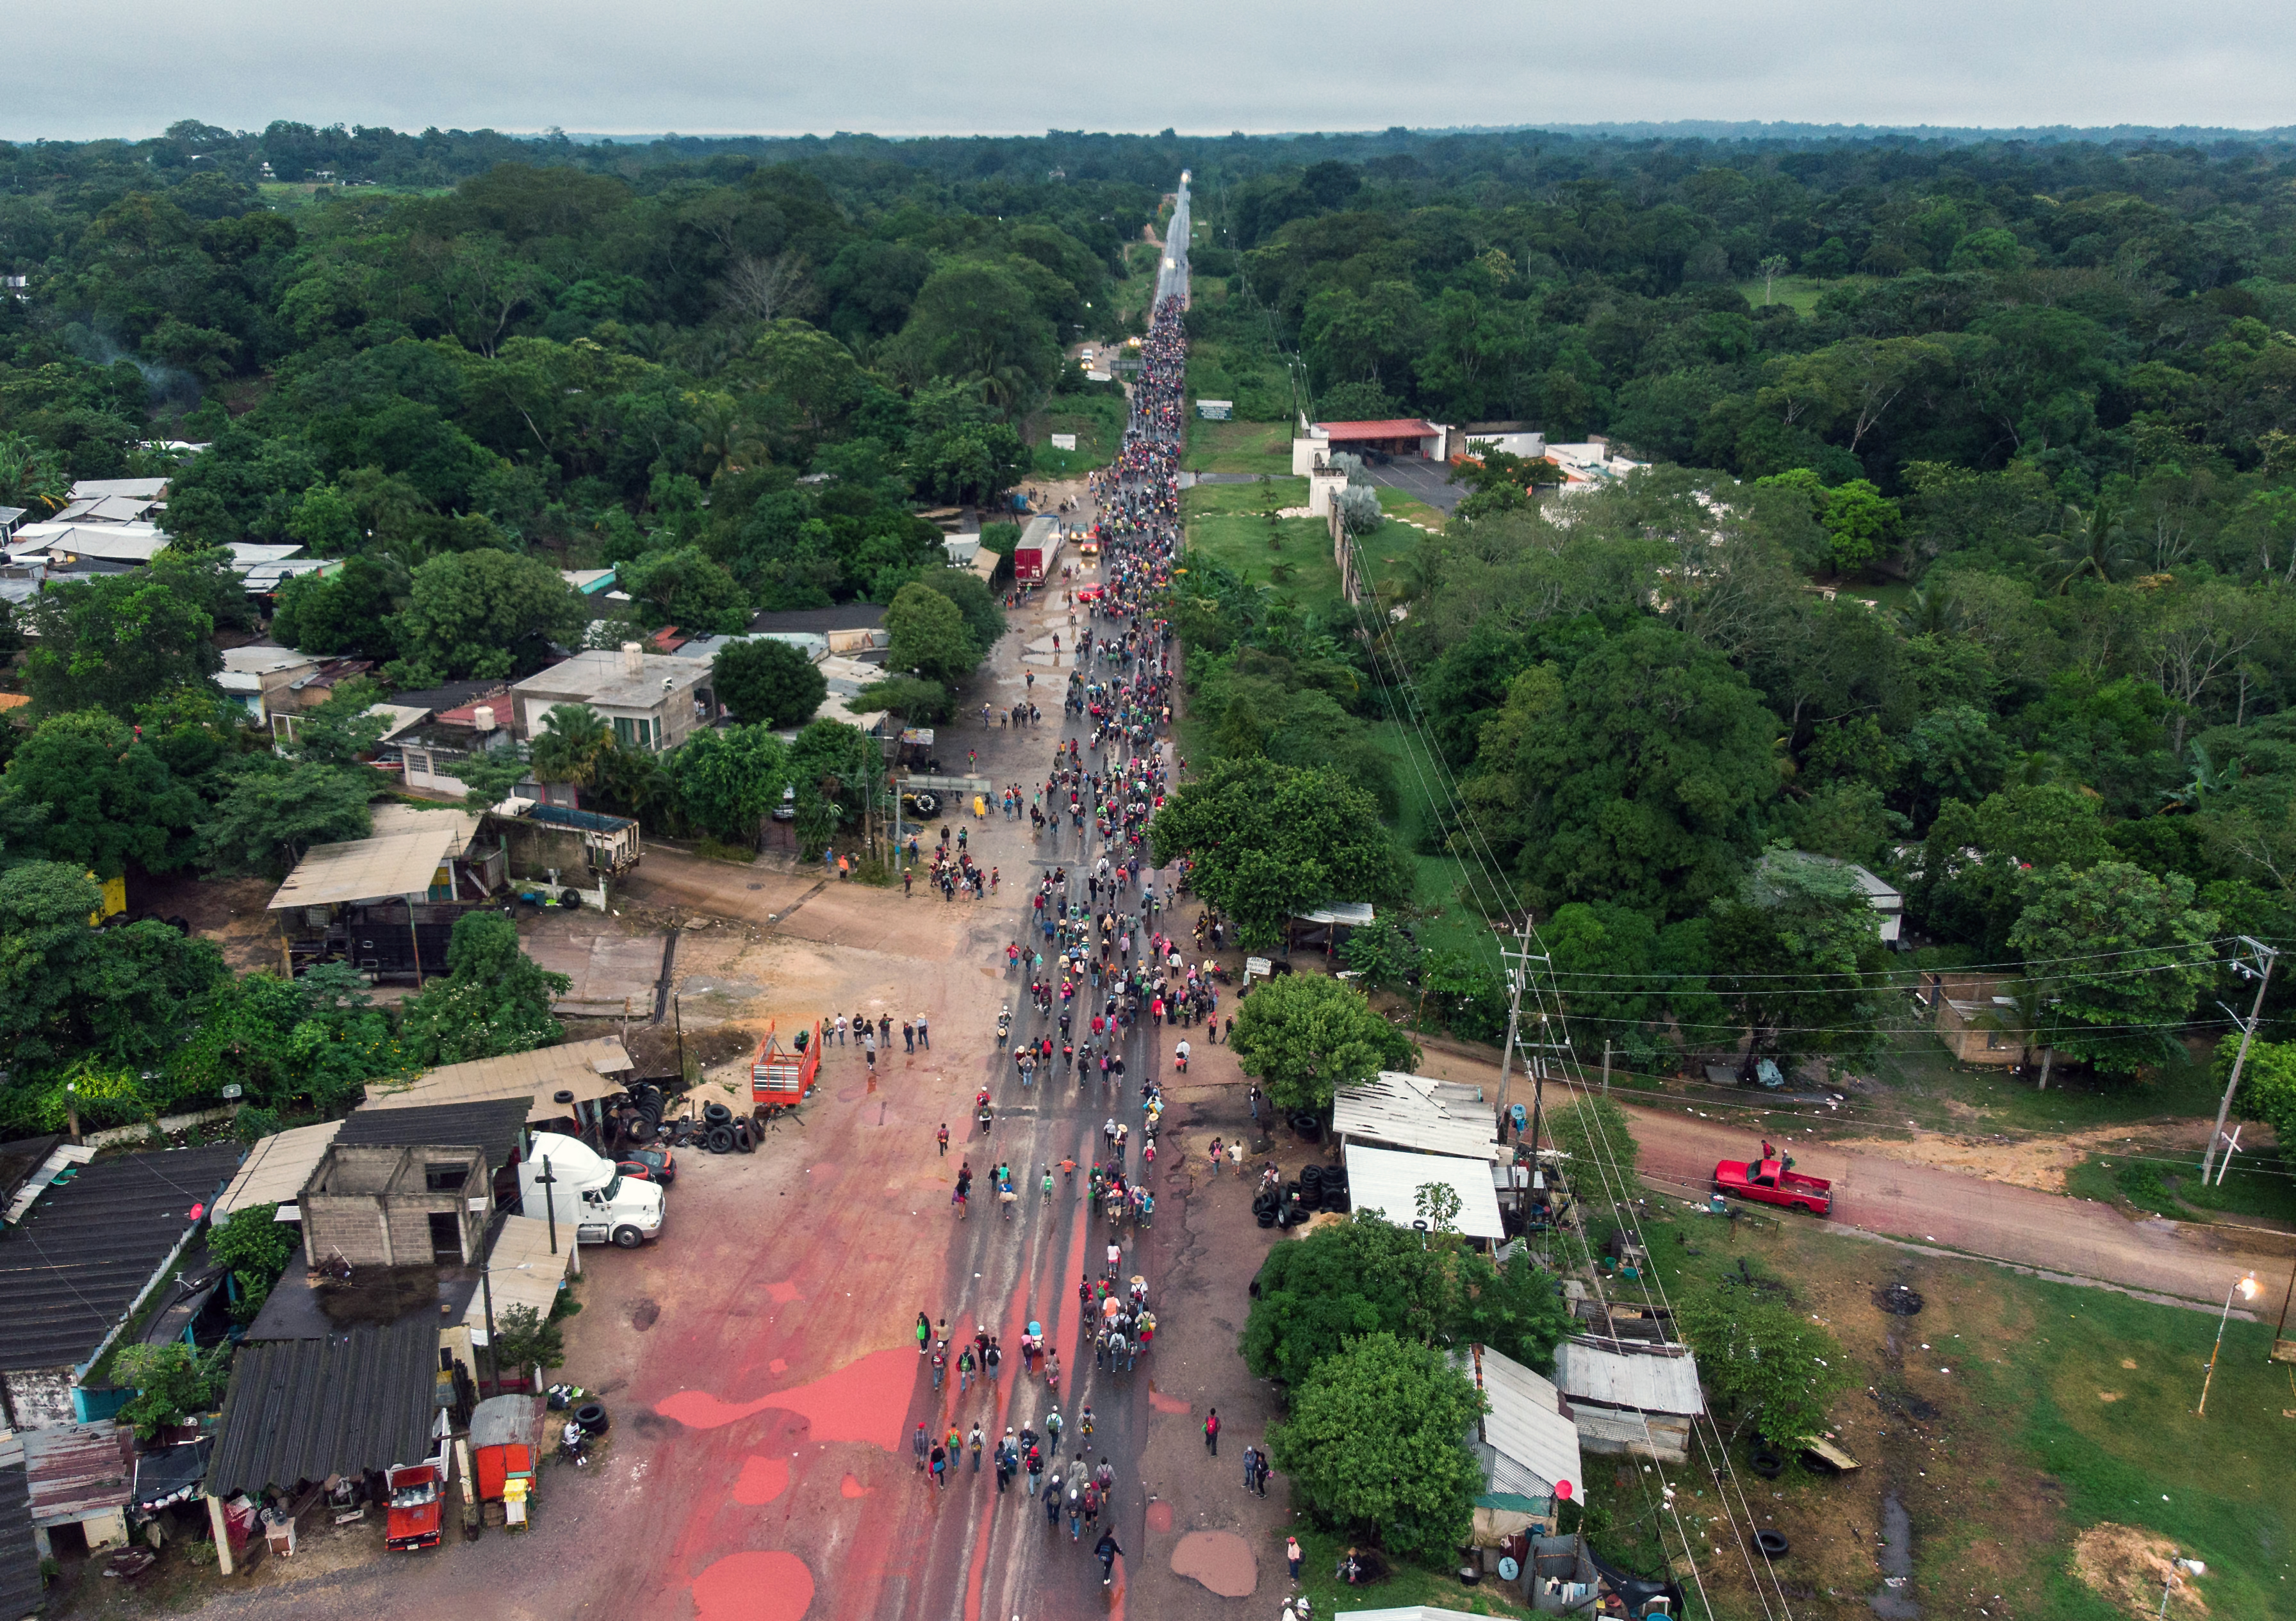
[
  {"left": 1252, "top": 1164, "right": 1348, "bottom": 1228},
  {"left": 699, "top": 1100, "right": 756, "bottom": 1155},
  {"left": 611, "top": 1082, "right": 670, "bottom": 1143}
]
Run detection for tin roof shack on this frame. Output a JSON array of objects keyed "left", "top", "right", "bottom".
[
  {"left": 1334, "top": 1072, "right": 1502, "bottom": 1161},
  {"left": 1285, "top": 900, "right": 1374, "bottom": 956},
  {"left": 266, "top": 809, "right": 503, "bottom": 981},
  {"left": 1550, "top": 1337, "right": 1705, "bottom": 1465},
  {"left": 22, "top": 1421, "right": 132, "bottom": 1560},
  {"left": 0, "top": 1145, "right": 242, "bottom": 1431},
  {"left": 299, "top": 1144, "right": 491, "bottom": 1272},
  {"left": 359, "top": 1037, "right": 634, "bottom": 1129},
  {"left": 1457, "top": 1343, "right": 1584, "bottom": 1544},
  {"left": 487, "top": 798, "right": 643, "bottom": 884},
  {"left": 1342, "top": 1144, "right": 1508, "bottom": 1243},
  {"left": 211, "top": 1121, "right": 344, "bottom": 1225}
]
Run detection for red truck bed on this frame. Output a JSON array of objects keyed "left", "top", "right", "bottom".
[{"left": 1713, "top": 1157, "right": 1832, "bottom": 1216}]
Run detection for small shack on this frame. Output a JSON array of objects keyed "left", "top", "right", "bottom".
[
  {"left": 1285, "top": 900, "right": 1373, "bottom": 956},
  {"left": 1334, "top": 1072, "right": 1502, "bottom": 1161},
  {"left": 266, "top": 810, "right": 502, "bottom": 981},
  {"left": 468, "top": 1395, "right": 539, "bottom": 1505},
  {"left": 1458, "top": 1342, "right": 1583, "bottom": 1544},
  {"left": 22, "top": 1421, "right": 131, "bottom": 1559},
  {"left": 1341, "top": 1144, "right": 1507, "bottom": 1244},
  {"left": 1550, "top": 1337, "right": 1705, "bottom": 1464},
  {"left": 299, "top": 1144, "right": 491, "bottom": 1271},
  {"left": 334, "top": 1098, "right": 533, "bottom": 1214}
]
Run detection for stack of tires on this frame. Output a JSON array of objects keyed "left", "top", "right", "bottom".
[
  {"left": 1318, "top": 1165, "right": 1349, "bottom": 1213},
  {"left": 616, "top": 1084, "right": 668, "bottom": 1143},
  {"left": 701, "top": 1100, "right": 755, "bottom": 1155}
]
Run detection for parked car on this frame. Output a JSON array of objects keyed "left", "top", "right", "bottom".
[{"left": 616, "top": 1144, "right": 676, "bottom": 1186}]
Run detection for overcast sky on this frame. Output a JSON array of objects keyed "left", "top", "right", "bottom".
[{"left": 7, "top": 0, "right": 2292, "bottom": 143}]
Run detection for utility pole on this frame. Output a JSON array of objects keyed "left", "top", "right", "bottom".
[
  {"left": 2202, "top": 938, "right": 2277, "bottom": 1185},
  {"left": 1496, "top": 929, "right": 1564, "bottom": 1166}
]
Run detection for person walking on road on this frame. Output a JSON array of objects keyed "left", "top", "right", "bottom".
[
  {"left": 930, "top": 1442, "right": 947, "bottom": 1488},
  {"left": 915, "top": 1013, "right": 930, "bottom": 1049},
  {"left": 937, "top": 1122, "right": 948, "bottom": 1156},
  {"left": 915, "top": 1313, "right": 931, "bottom": 1355},
  {"left": 912, "top": 1424, "right": 929, "bottom": 1472},
  {"left": 969, "top": 1422, "right": 985, "bottom": 1472},
  {"left": 1287, "top": 1535, "right": 1302, "bottom": 1579},
  {"left": 1204, "top": 1408, "right": 1220, "bottom": 1456},
  {"left": 1095, "top": 1531, "right": 1122, "bottom": 1586}
]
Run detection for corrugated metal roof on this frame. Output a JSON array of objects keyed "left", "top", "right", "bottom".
[
  {"left": 359, "top": 1038, "right": 633, "bottom": 1123},
  {"left": 468, "top": 1394, "right": 537, "bottom": 1451},
  {"left": 335, "top": 1100, "right": 530, "bottom": 1172},
  {"left": 22, "top": 1422, "right": 130, "bottom": 1527},
  {"left": 266, "top": 824, "right": 467, "bottom": 911},
  {"left": 1464, "top": 1344, "right": 1584, "bottom": 1499},
  {"left": 467, "top": 1216, "right": 573, "bottom": 1344},
  {"left": 0, "top": 1145, "right": 242, "bottom": 1373},
  {"left": 0, "top": 1454, "right": 41, "bottom": 1620},
  {"left": 1553, "top": 1337, "right": 1705, "bottom": 1417},
  {"left": 1342, "top": 1143, "right": 1507, "bottom": 1241},
  {"left": 211, "top": 1121, "right": 343, "bottom": 1223},
  {"left": 1335, "top": 1072, "right": 1502, "bottom": 1161},
  {"left": 207, "top": 1317, "right": 442, "bottom": 1497}
]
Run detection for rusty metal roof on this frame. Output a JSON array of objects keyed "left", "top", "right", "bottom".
[{"left": 22, "top": 1422, "right": 130, "bottom": 1527}]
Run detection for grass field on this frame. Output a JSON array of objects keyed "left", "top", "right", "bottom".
[
  {"left": 1734, "top": 272, "right": 1880, "bottom": 317},
  {"left": 1028, "top": 392, "right": 1128, "bottom": 478},
  {"left": 1610, "top": 1184, "right": 2296, "bottom": 1620},
  {"left": 1184, "top": 414, "right": 1297, "bottom": 475}
]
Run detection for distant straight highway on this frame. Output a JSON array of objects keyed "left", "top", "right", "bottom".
[{"left": 1157, "top": 174, "right": 1191, "bottom": 307}]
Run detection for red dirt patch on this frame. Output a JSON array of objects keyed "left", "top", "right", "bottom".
[
  {"left": 733, "top": 1454, "right": 791, "bottom": 1505},
  {"left": 840, "top": 1474, "right": 871, "bottom": 1498},
  {"left": 1144, "top": 1501, "right": 1174, "bottom": 1533},
  {"left": 1147, "top": 1385, "right": 1191, "bottom": 1414}
]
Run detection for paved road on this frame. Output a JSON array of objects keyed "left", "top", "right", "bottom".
[
  {"left": 1412, "top": 1053, "right": 2288, "bottom": 1308},
  {"left": 1157, "top": 177, "right": 1191, "bottom": 307}
]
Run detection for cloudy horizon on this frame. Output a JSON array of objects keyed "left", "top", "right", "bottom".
[{"left": 6, "top": 0, "right": 2293, "bottom": 145}]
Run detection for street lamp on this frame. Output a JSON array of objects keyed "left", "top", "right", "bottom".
[{"left": 2197, "top": 1272, "right": 2259, "bottom": 1415}]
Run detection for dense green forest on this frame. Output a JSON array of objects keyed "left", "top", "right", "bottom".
[{"left": 1159, "top": 130, "right": 2296, "bottom": 1094}]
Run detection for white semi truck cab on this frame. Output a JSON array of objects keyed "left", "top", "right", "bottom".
[{"left": 519, "top": 1135, "right": 664, "bottom": 1248}]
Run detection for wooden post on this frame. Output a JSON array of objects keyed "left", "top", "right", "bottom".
[
  {"left": 206, "top": 1494, "right": 234, "bottom": 1575},
  {"left": 1602, "top": 1040, "right": 1611, "bottom": 1097}
]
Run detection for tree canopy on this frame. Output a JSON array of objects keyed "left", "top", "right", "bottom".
[
  {"left": 1227, "top": 973, "right": 1418, "bottom": 1113},
  {"left": 1149, "top": 758, "right": 1409, "bottom": 949},
  {"left": 714, "top": 637, "right": 828, "bottom": 728}
]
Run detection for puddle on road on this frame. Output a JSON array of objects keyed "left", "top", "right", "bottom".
[
  {"left": 732, "top": 1454, "right": 791, "bottom": 1505},
  {"left": 1870, "top": 1492, "right": 1917, "bottom": 1618},
  {"left": 691, "top": 1549, "right": 814, "bottom": 1621},
  {"left": 655, "top": 1346, "right": 915, "bottom": 1451},
  {"left": 1172, "top": 1529, "right": 1257, "bottom": 1597}
]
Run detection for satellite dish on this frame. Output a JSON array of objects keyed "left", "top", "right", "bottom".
[{"left": 1497, "top": 1556, "right": 1520, "bottom": 1582}]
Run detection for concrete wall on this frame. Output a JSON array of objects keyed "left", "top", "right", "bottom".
[
  {"left": 3, "top": 1367, "right": 76, "bottom": 1431},
  {"left": 301, "top": 1146, "right": 488, "bottom": 1267}
]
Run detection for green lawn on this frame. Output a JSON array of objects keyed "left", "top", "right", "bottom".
[
  {"left": 1734, "top": 272, "right": 1880, "bottom": 317},
  {"left": 1368, "top": 718, "right": 1512, "bottom": 965},
  {"left": 1028, "top": 393, "right": 1128, "bottom": 477},
  {"left": 1862, "top": 1034, "right": 2222, "bottom": 1137},
  {"left": 1627, "top": 1186, "right": 2296, "bottom": 1620},
  {"left": 1184, "top": 414, "right": 1297, "bottom": 475},
  {"left": 2065, "top": 1150, "right": 2296, "bottom": 1227},
  {"left": 1186, "top": 333, "right": 1297, "bottom": 431}
]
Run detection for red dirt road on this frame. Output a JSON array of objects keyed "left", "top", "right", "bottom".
[{"left": 1411, "top": 1052, "right": 2288, "bottom": 1308}]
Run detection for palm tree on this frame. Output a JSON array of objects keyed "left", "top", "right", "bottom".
[
  {"left": 2051, "top": 500, "right": 2133, "bottom": 592},
  {"left": 1894, "top": 584, "right": 1959, "bottom": 638},
  {"left": 529, "top": 704, "right": 615, "bottom": 802},
  {"left": 1974, "top": 978, "right": 2060, "bottom": 1090}
]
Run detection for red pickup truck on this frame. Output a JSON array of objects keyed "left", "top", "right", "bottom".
[
  {"left": 384, "top": 1462, "right": 443, "bottom": 1551},
  {"left": 1713, "top": 1156, "right": 1832, "bottom": 1217}
]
